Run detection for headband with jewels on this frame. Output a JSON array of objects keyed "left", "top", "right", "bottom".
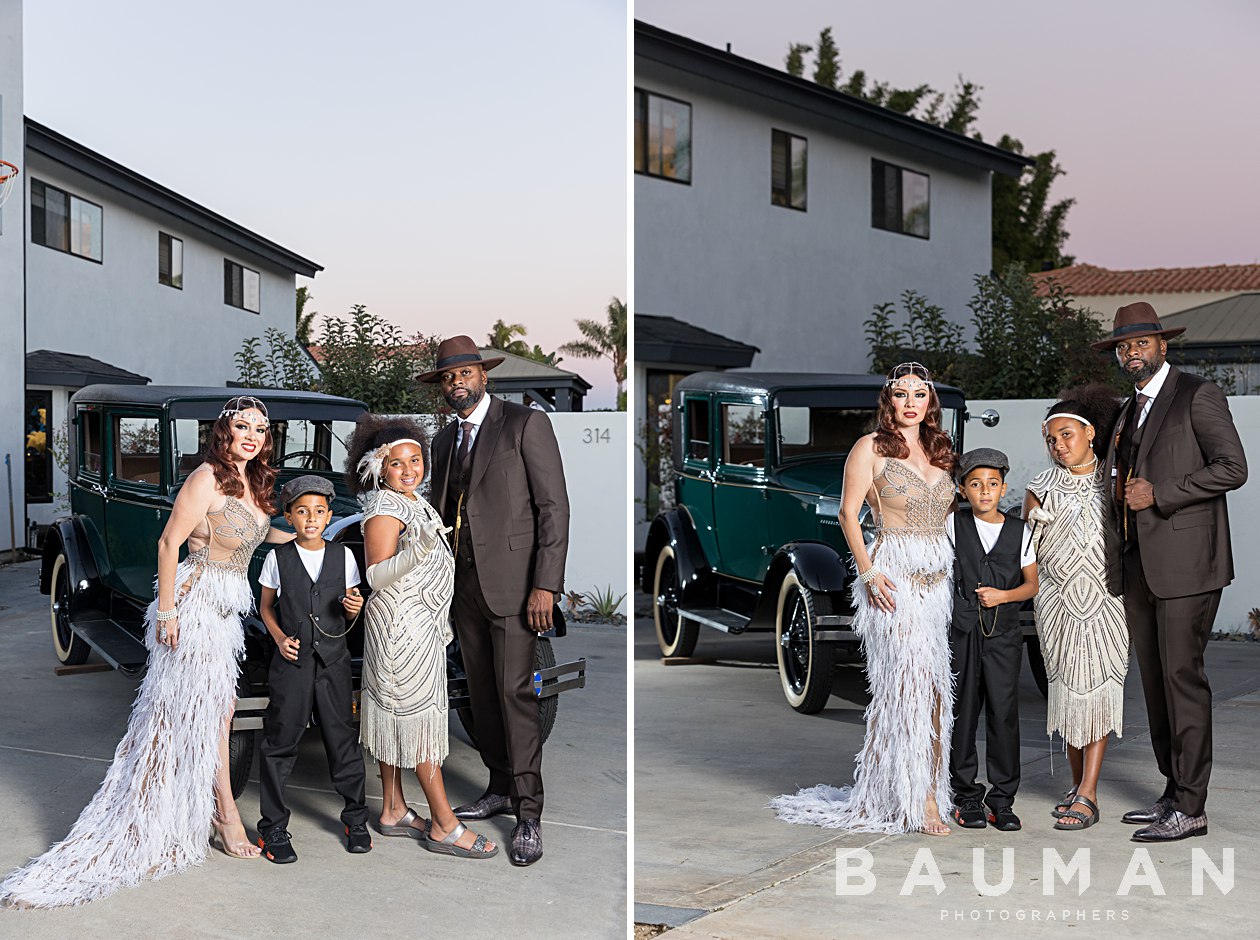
[
  {"left": 219, "top": 395, "right": 269, "bottom": 421},
  {"left": 884, "top": 362, "right": 934, "bottom": 390},
  {"left": 356, "top": 438, "right": 424, "bottom": 488}
]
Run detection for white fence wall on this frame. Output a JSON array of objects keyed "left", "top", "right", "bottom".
[
  {"left": 547, "top": 412, "right": 627, "bottom": 615},
  {"left": 965, "top": 396, "right": 1260, "bottom": 634}
]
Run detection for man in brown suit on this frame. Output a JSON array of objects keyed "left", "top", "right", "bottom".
[
  {"left": 421, "top": 335, "right": 570, "bottom": 866},
  {"left": 1096, "top": 302, "right": 1247, "bottom": 842}
]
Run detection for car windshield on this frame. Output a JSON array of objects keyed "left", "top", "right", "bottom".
[
  {"left": 774, "top": 395, "right": 959, "bottom": 463},
  {"left": 173, "top": 418, "right": 358, "bottom": 478}
]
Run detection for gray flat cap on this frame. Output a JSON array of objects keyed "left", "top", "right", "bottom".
[
  {"left": 280, "top": 474, "right": 336, "bottom": 509},
  {"left": 956, "top": 447, "right": 1010, "bottom": 480}
]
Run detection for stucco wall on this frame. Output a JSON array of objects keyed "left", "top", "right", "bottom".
[
  {"left": 634, "top": 66, "right": 994, "bottom": 374},
  {"left": 965, "top": 395, "right": 1260, "bottom": 634},
  {"left": 0, "top": 0, "right": 25, "bottom": 558},
  {"left": 23, "top": 153, "right": 297, "bottom": 388}
]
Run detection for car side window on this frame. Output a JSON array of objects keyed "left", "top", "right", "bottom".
[
  {"left": 79, "top": 408, "right": 103, "bottom": 476},
  {"left": 721, "top": 403, "right": 765, "bottom": 468},
  {"left": 683, "top": 397, "right": 710, "bottom": 463},
  {"left": 115, "top": 416, "right": 162, "bottom": 486}
]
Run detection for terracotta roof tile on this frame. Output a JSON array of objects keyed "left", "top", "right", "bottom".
[{"left": 1032, "top": 263, "right": 1260, "bottom": 297}]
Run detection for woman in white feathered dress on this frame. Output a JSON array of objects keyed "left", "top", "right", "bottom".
[
  {"left": 772, "top": 364, "right": 956, "bottom": 835},
  {"left": 1, "top": 397, "right": 292, "bottom": 909}
]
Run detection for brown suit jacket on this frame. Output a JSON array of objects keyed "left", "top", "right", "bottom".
[
  {"left": 429, "top": 396, "right": 570, "bottom": 617},
  {"left": 1104, "top": 366, "right": 1247, "bottom": 599}
]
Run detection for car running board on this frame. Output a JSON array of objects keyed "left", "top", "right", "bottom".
[
  {"left": 678, "top": 607, "right": 748, "bottom": 634},
  {"left": 71, "top": 619, "right": 148, "bottom": 679}
]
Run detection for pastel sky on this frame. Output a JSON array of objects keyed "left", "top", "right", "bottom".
[
  {"left": 24, "top": 0, "right": 627, "bottom": 407},
  {"left": 636, "top": 0, "right": 1260, "bottom": 271}
]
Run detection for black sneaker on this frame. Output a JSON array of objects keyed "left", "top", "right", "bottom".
[
  {"left": 951, "top": 799, "right": 988, "bottom": 829},
  {"left": 258, "top": 827, "right": 297, "bottom": 864},
  {"left": 987, "top": 806, "right": 1022, "bottom": 831},
  {"left": 345, "top": 822, "right": 373, "bottom": 854}
]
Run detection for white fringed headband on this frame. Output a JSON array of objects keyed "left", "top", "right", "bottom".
[{"left": 357, "top": 438, "right": 424, "bottom": 488}]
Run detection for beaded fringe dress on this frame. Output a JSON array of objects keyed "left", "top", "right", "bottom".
[
  {"left": 0, "top": 497, "right": 265, "bottom": 909},
  {"left": 1028, "top": 466, "right": 1128, "bottom": 748},
  {"left": 772, "top": 458, "right": 955, "bottom": 832},
  {"left": 358, "top": 489, "right": 454, "bottom": 769}
]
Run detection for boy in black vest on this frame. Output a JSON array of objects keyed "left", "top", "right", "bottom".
[
  {"left": 946, "top": 448, "right": 1038, "bottom": 832},
  {"left": 256, "top": 475, "right": 369, "bottom": 863}
]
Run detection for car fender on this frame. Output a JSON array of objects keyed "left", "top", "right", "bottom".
[
  {"left": 325, "top": 512, "right": 364, "bottom": 542},
  {"left": 748, "top": 541, "right": 850, "bottom": 630},
  {"left": 642, "top": 510, "right": 709, "bottom": 595},
  {"left": 40, "top": 516, "right": 105, "bottom": 597}
]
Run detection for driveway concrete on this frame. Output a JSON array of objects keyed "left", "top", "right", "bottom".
[
  {"left": 634, "top": 594, "right": 1260, "bottom": 938},
  {"left": 0, "top": 560, "right": 626, "bottom": 938}
]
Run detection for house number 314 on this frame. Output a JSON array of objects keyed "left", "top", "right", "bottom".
[{"left": 582, "top": 428, "right": 611, "bottom": 444}]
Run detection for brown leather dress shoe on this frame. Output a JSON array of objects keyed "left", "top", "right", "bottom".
[
  {"left": 1131, "top": 810, "right": 1208, "bottom": 843},
  {"left": 510, "top": 818, "right": 543, "bottom": 866},
  {"left": 1122, "top": 796, "right": 1175, "bottom": 825},
  {"left": 453, "top": 792, "right": 513, "bottom": 821}
]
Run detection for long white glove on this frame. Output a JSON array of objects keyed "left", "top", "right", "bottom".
[{"left": 365, "top": 515, "right": 453, "bottom": 592}]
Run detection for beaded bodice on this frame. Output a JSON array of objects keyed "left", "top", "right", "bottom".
[
  {"left": 186, "top": 496, "right": 268, "bottom": 572},
  {"left": 871, "top": 457, "right": 953, "bottom": 533}
]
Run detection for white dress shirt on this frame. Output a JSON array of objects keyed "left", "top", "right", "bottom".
[
  {"left": 1135, "top": 360, "right": 1171, "bottom": 427},
  {"left": 456, "top": 393, "right": 492, "bottom": 451}
]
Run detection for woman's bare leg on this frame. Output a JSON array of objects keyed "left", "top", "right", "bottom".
[
  {"left": 415, "top": 762, "right": 496, "bottom": 851},
  {"left": 1058, "top": 737, "right": 1108, "bottom": 827},
  {"left": 213, "top": 709, "right": 261, "bottom": 857},
  {"left": 922, "top": 691, "right": 951, "bottom": 836},
  {"left": 378, "top": 762, "right": 427, "bottom": 832}
]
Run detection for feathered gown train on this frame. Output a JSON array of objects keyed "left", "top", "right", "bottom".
[{"left": 0, "top": 497, "right": 265, "bottom": 908}]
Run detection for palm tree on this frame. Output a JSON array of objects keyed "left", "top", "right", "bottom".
[
  {"left": 486, "top": 319, "right": 531, "bottom": 357},
  {"left": 560, "top": 297, "right": 627, "bottom": 402},
  {"left": 295, "top": 286, "right": 318, "bottom": 346}
]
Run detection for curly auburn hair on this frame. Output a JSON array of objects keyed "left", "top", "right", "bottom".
[
  {"left": 204, "top": 409, "right": 277, "bottom": 515},
  {"left": 343, "top": 413, "right": 431, "bottom": 496},
  {"left": 872, "top": 367, "right": 955, "bottom": 474},
  {"left": 1045, "top": 383, "right": 1124, "bottom": 462}
]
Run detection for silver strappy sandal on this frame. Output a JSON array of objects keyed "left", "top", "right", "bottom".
[
  {"left": 372, "top": 807, "right": 431, "bottom": 839},
  {"left": 424, "top": 821, "right": 498, "bottom": 859}
]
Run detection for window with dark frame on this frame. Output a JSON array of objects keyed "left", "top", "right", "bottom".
[
  {"left": 722, "top": 402, "right": 766, "bottom": 468},
  {"left": 771, "top": 130, "right": 807, "bottom": 211},
  {"left": 223, "top": 259, "right": 260, "bottom": 312},
  {"left": 684, "top": 397, "right": 710, "bottom": 462},
  {"left": 79, "top": 408, "right": 102, "bottom": 476},
  {"left": 634, "top": 88, "right": 692, "bottom": 183},
  {"left": 25, "top": 391, "right": 53, "bottom": 504},
  {"left": 31, "top": 179, "right": 103, "bottom": 261},
  {"left": 871, "top": 159, "right": 930, "bottom": 238},
  {"left": 159, "top": 232, "right": 184, "bottom": 289},
  {"left": 114, "top": 416, "right": 162, "bottom": 486}
]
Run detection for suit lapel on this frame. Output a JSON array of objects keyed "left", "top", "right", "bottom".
[
  {"left": 430, "top": 422, "right": 456, "bottom": 510},
  {"left": 467, "top": 396, "right": 505, "bottom": 494},
  {"left": 1136, "top": 365, "right": 1180, "bottom": 470}
]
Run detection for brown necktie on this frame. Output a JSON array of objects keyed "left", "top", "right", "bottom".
[
  {"left": 457, "top": 420, "right": 474, "bottom": 470},
  {"left": 1135, "top": 392, "right": 1150, "bottom": 427}
]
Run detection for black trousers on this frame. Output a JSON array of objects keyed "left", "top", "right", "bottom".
[
  {"left": 258, "top": 651, "right": 368, "bottom": 834},
  {"left": 1123, "top": 550, "right": 1219, "bottom": 817},
  {"left": 453, "top": 557, "right": 544, "bottom": 820},
  {"left": 948, "top": 622, "right": 1023, "bottom": 809}
]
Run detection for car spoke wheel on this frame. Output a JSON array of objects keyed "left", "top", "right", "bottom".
[
  {"left": 50, "top": 554, "right": 91, "bottom": 666},
  {"left": 653, "top": 545, "right": 697, "bottom": 658},
  {"left": 775, "top": 572, "right": 834, "bottom": 714}
]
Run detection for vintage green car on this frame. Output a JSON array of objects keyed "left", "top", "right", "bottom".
[
  {"left": 41, "top": 385, "right": 583, "bottom": 796},
  {"left": 642, "top": 372, "right": 1043, "bottom": 714}
]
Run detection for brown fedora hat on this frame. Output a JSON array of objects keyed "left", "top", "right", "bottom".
[
  {"left": 1090, "top": 301, "right": 1186, "bottom": 351},
  {"left": 417, "top": 335, "right": 505, "bottom": 384}
]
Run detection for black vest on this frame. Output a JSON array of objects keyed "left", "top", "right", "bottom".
[
  {"left": 273, "top": 540, "right": 349, "bottom": 665},
  {"left": 447, "top": 424, "right": 477, "bottom": 565},
  {"left": 952, "top": 508, "right": 1024, "bottom": 634},
  {"left": 1116, "top": 397, "right": 1146, "bottom": 551}
]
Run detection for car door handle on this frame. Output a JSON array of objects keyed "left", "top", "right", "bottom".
[{"left": 697, "top": 469, "right": 716, "bottom": 482}]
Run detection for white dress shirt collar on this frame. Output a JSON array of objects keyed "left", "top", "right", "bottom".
[
  {"left": 462, "top": 393, "right": 492, "bottom": 429},
  {"left": 1137, "top": 360, "right": 1171, "bottom": 401}
]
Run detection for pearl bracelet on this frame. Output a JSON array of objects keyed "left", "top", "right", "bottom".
[
  {"left": 858, "top": 567, "right": 881, "bottom": 585},
  {"left": 155, "top": 608, "right": 178, "bottom": 622}
]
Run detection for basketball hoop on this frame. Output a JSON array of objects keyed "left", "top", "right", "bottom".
[{"left": 0, "top": 159, "right": 20, "bottom": 211}]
